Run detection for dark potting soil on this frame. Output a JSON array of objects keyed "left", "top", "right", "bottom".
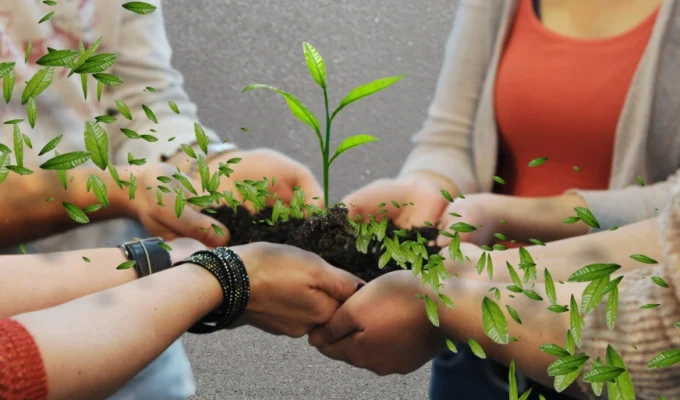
[{"left": 205, "top": 206, "right": 441, "bottom": 282}]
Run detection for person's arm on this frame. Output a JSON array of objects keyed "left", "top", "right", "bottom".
[
  {"left": 565, "top": 169, "right": 680, "bottom": 232},
  {"left": 0, "top": 238, "right": 202, "bottom": 318},
  {"left": 452, "top": 217, "right": 663, "bottom": 283},
  {"left": 6, "top": 242, "right": 362, "bottom": 400},
  {"left": 106, "top": 0, "right": 222, "bottom": 171},
  {"left": 397, "top": 1, "right": 505, "bottom": 195},
  {"left": 0, "top": 165, "right": 129, "bottom": 246}
]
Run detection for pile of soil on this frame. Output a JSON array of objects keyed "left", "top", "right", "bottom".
[{"left": 205, "top": 206, "right": 441, "bottom": 282}]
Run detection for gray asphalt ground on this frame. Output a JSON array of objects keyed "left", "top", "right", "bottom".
[{"left": 163, "top": 1, "right": 456, "bottom": 398}]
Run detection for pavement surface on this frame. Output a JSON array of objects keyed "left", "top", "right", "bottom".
[{"left": 162, "top": 1, "right": 456, "bottom": 398}]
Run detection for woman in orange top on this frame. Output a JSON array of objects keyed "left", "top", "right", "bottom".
[{"left": 343, "top": 0, "right": 679, "bottom": 398}]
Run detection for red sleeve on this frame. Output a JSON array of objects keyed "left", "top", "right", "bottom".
[{"left": 0, "top": 319, "right": 48, "bottom": 400}]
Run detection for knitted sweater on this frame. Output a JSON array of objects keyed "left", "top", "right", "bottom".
[{"left": 579, "top": 184, "right": 680, "bottom": 399}]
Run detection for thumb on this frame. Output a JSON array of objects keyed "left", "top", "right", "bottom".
[
  {"left": 308, "top": 303, "right": 356, "bottom": 347},
  {"left": 313, "top": 262, "right": 365, "bottom": 303},
  {"left": 161, "top": 205, "right": 230, "bottom": 247}
]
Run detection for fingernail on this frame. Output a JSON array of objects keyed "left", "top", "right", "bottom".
[{"left": 357, "top": 282, "right": 365, "bottom": 291}]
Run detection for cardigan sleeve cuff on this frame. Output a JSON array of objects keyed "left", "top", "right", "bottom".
[{"left": 0, "top": 319, "right": 48, "bottom": 400}]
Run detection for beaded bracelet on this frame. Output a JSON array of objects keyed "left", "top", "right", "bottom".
[{"left": 173, "top": 248, "right": 250, "bottom": 334}]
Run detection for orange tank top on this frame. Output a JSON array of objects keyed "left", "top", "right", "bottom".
[{"left": 493, "top": 0, "right": 658, "bottom": 198}]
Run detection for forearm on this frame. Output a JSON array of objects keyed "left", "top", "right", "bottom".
[
  {"left": 487, "top": 193, "right": 591, "bottom": 243},
  {"left": 0, "top": 166, "right": 131, "bottom": 245},
  {"left": 436, "top": 276, "right": 586, "bottom": 395},
  {"left": 452, "top": 217, "right": 662, "bottom": 283},
  {"left": 14, "top": 262, "right": 222, "bottom": 400},
  {"left": 0, "top": 241, "right": 199, "bottom": 318}
]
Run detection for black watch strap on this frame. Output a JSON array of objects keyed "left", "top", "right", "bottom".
[{"left": 120, "top": 237, "right": 172, "bottom": 278}]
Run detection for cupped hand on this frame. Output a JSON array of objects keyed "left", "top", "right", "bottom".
[
  {"left": 121, "top": 163, "right": 230, "bottom": 247},
  {"left": 308, "top": 270, "right": 445, "bottom": 375},
  {"left": 436, "top": 193, "right": 502, "bottom": 247},
  {"left": 205, "top": 148, "right": 324, "bottom": 210},
  {"left": 342, "top": 171, "right": 457, "bottom": 228},
  {"left": 232, "top": 242, "right": 365, "bottom": 338}
]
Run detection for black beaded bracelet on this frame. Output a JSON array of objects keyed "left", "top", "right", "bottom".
[{"left": 173, "top": 248, "right": 250, "bottom": 334}]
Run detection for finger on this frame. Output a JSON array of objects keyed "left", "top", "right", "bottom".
[
  {"left": 313, "top": 262, "right": 365, "bottom": 303},
  {"left": 342, "top": 181, "right": 402, "bottom": 222},
  {"left": 159, "top": 205, "right": 230, "bottom": 247},
  {"left": 308, "top": 306, "right": 358, "bottom": 347}
]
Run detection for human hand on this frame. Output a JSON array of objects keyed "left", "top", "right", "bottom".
[
  {"left": 436, "top": 193, "right": 503, "bottom": 247},
  {"left": 121, "top": 163, "right": 229, "bottom": 247},
  {"left": 342, "top": 171, "right": 458, "bottom": 228},
  {"left": 205, "top": 148, "right": 323, "bottom": 210},
  {"left": 308, "top": 270, "right": 445, "bottom": 375},
  {"left": 232, "top": 242, "right": 365, "bottom": 337}
]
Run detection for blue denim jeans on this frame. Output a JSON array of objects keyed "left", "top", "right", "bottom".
[{"left": 429, "top": 345, "right": 574, "bottom": 400}]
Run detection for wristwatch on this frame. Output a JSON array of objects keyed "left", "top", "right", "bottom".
[{"left": 119, "top": 237, "right": 172, "bottom": 278}]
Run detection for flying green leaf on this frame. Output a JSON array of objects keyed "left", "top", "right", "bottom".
[
  {"left": 211, "top": 223, "right": 225, "bottom": 236},
  {"left": 240, "top": 127, "right": 248, "bottom": 132},
  {"left": 528, "top": 157, "right": 548, "bottom": 167},
  {"left": 648, "top": 349, "right": 680, "bottom": 369},
  {"left": 640, "top": 303, "right": 660, "bottom": 309},
  {"left": 509, "top": 359, "right": 519, "bottom": 400},
  {"left": 63, "top": 202, "right": 89, "bottom": 224},
  {"left": 330, "top": 134, "right": 379, "bottom": 164},
  {"left": 122, "top": 1, "right": 157, "bottom": 14},
  {"left": 424, "top": 295, "right": 439, "bottom": 327},
  {"left": 544, "top": 269, "right": 557, "bottom": 306},
  {"left": 581, "top": 277, "right": 609, "bottom": 315},
  {"left": 0, "top": 143, "right": 9, "bottom": 153},
  {"left": 173, "top": 173, "right": 198, "bottom": 196},
  {"left": 115, "top": 100, "right": 132, "bottom": 120},
  {"left": 439, "top": 293, "right": 454, "bottom": 308},
  {"left": 13, "top": 124, "right": 23, "bottom": 167},
  {"left": 142, "top": 104, "right": 158, "bottom": 124},
  {"left": 242, "top": 84, "right": 321, "bottom": 138},
  {"left": 630, "top": 254, "right": 658, "bottom": 264},
  {"left": 563, "top": 216, "right": 580, "bottom": 224},
  {"left": 0, "top": 153, "right": 10, "bottom": 184},
  {"left": 198, "top": 155, "right": 210, "bottom": 192},
  {"left": 553, "top": 363, "right": 584, "bottom": 393},
  {"left": 39, "top": 151, "right": 91, "bottom": 170},
  {"left": 159, "top": 243, "right": 173, "bottom": 252},
  {"left": 547, "top": 353, "right": 589, "bottom": 376},
  {"left": 80, "top": 73, "right": 88, "bottom": 99},
  {"left": 529, "top": 238, "right": 545, "bottom": 246},
  {"left": 507, "top": 285, "right": 523, "bottom": 293},
  {"left": 116, "top": 260, "right": 136, "bottom": 270},
  {"left": 120, "top": 128, "right": 141, "bottom": 139},
  {"left": 482, "top": 297, "right": 509, "bottom": 344},
  {"left": 451, "top": 222, "right": 476, "bottom": 233},
  {"left": 566, "top": 330, "right": 575, "bottom": 355},
  {"left": 583, "top": 365, "right": 625, "bottom": 383},
  {"left": 331, "top": 75, "right": 405, "bottom": 120},
  {"left": 574, "top": 207, "right": 600, "bottom": 229},
  {"left": 84, "top": 121, "right": 109, "bottom": 170},
  {"left": 128, "top": 173, "right": 137, "bottom": 199},
  {"left": 507, "top": 262, "right": 523, "bottom": 288},
  {"left": 7, "top": 165, "right": 33, "bottom": 175},
  {"left": 22, "top": 134, "right": 32, "bottom": 149},
  {"left": 21, "top": 67, "right": 54, "bottom": 104},
  {"left": 174, "top": 189, "right": 187, "bottom": 218},
  {"left": 493, "top": 244, "right": 507, "bottom": 251},
  {"left": 600, "top": 276, "right": 623, "bottom": 297},
  {"left": 568, "top": 263, "right": 620, "bottom": 282},
  {"left": 493, "top": 176, "right": 505, "bottom": 185},
  {"left": 570, "top": 295, "right": 583, "bottom": 347},
  {"left": 82, "top": 256, "right": 91, "bottom": 262},
  {"left": 476, "top": 252, "right": 487, "bottom": 276},
  {"left": 539, "top": 344, "right": 570, "bottom": 357},
  {"left": 87, "top": 174, "right": 109, "bottom": 207},
  {"left": 445, "top": 339, "right": 458, "bottom": 353},
  {"left": 573, "top": 166, "right": 581, "bottom": 172},
  {"left": 441, "top": 189, "right": 454, "bottom": 202},
  {"left": 0, "top": 62, "right": 14, "bottom": 78},
  {"left": 38, "top": 11, "right": 55, "bottom": 23},
  {"left": 523, "top": 290, "right": 543, "bottom": 301},
  {"left": 168, "top": 101, "right": 180, "bottom": 114},
  {"left": 637, "top": 176, "right": 645, "bottom": 186},
  {"left": 36, "top": 49, "right": 79, "bottom": 67},
  {"left": 194, "top": 123, "right": 209, "bottom": 155},
  {"left": 506, "top": 305, "right": 522, "bottom": 325},
  {"left": 83, "top": 204, "right": 102, "bottom": 213},
  {"left": 605, "top": 345, "right": 635, "bottom": 400},
  {"left": 74, "top": 53, "right": 116, "bottom": 74},
  {"left": 141, "top": 134, "right": 158, "bottom": 142},
  {"left": 302, "top": 42, "right": 326, "bottom": 89},
  {"left": 27, "top": 97, "right": 37, "bottom": 128},
  {"left": 25, "top": 41, "right": 32, "bottom": 64},
  {"left": 93, "top": 73, "right": 124, "bottom": 86},
  {"left": 651, "top": 276, "right": 669, "bottom": 288},
  {"left": 468, "top": 338, "right": 486, "bottom": 359},
  {"left": 95, "top": 115, "right": 116, "bottom": 124}
]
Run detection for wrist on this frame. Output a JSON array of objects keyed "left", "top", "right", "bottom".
[{"left": 403, "top": 170, "right": 459, "bottom": 195}]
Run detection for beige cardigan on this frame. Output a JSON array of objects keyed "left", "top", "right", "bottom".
[
  {"left": 580, "top": 184, "right": 680, "bottom": 399},
  {"left": 400, "top": 0, "right": 680, "bottom": 232}
]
